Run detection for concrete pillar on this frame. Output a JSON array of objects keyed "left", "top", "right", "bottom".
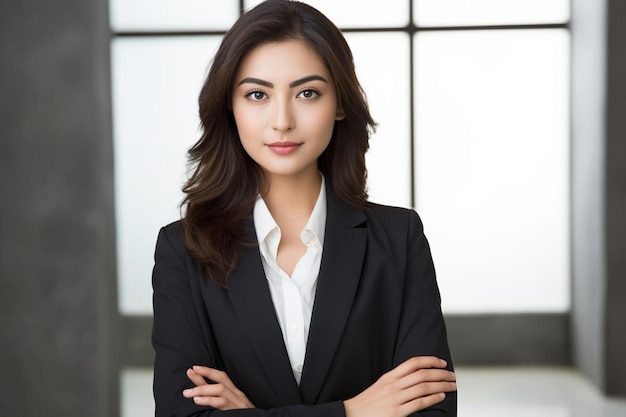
[
  {"left": 604, "top": 0, "right": 626, "bottom": 398},
  {"left": 571, "top": 0, "right": 626, "bottom": 397},
  {"left": 0, "top": 0, "right": 119, "bottom": 415}
]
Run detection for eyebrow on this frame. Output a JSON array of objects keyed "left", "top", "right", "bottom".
[{"left": 237, "top": 75, "right": 328, "bottom": 88}]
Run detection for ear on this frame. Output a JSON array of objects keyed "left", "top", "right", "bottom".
[{"left": 335, "top": 107, "right": 346, "bottom": 121}]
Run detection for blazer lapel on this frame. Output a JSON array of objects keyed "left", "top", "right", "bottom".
[
  {"left": 299, "top": 189, "right": 368, "bottom": 404},
  {"left": 226, "top": 218, "right": 303, "bottom": 405}
]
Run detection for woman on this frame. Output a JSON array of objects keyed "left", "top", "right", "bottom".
[{"left": 152, "top": 1, "right": 457, "bottom": 416}]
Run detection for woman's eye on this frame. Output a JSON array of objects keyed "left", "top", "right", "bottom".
[
  {"left": 297, "top": 89, "right": 320, "bottom": 99},
  {"left": 246, "top": 91, "right": 267, "bottom": 101}
]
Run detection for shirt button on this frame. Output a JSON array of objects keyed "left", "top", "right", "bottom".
[{"left": 295, "top": 364, "right": 303, "bottom": 373}]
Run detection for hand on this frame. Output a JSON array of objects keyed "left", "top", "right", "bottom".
[
  {"left": 343, "top": 356, "right": 456, "bottom": 417},
  {"left": 183, "top": 365, "right": 255, "bottom": 410}
]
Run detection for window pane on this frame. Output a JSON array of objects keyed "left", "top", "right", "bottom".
[
  {"left": 110, "top": 0, "right": 238, "bottom": 31},
  {"left": 245, "top": 0, "right": 410, "bottom": 28},
  {"left": 414, "top": 0, "right": 570, "bottom": 26},
  {"left": 414, "top": 29, "right": 570, "bottom": 313},
  {"left": 112, "top": 36, "right": 221, "bottom": 314},
  {"left": 344, "top": 32, "right": 412, "bottom": 207},
  {"left": 121, "top": 368, "right": 153, "bottom": 417}
]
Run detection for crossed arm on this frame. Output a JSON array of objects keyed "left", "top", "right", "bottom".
[
  {"left": 154, "top": 210, "right": 457, "bottom": 417},
  {"left": 183, "top": 356, "right": 456, "bottom": 417}
]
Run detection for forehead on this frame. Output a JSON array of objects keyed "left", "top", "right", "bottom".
[{"left": 235, "top": 40, "right": 331, "bottom": 81}]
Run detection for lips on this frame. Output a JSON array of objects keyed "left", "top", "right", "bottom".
[{"left": 267, "top": 141, "right": 301, "bottom": 155}]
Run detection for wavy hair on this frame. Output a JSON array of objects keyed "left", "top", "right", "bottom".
[{"left": 182, "top": 0, "right": 376, "bottom": 286}]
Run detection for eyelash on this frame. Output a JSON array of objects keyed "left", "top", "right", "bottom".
[
  {"left": 244, "top": 88, "right": 322, "bottom": 101},
  {"left": 245, "top": 90, "right": 267, "bottom": 101},
  {"left": 297, "top": 89, "right": 321, "bottom": 99}
]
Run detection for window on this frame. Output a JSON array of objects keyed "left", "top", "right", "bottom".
[{"left": 110, "top": 0, "right": 570, "bottom": 315}]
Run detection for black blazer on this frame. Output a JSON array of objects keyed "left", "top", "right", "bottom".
[{"left": 152, "top": 189, "right": 456, "bottom": 416}]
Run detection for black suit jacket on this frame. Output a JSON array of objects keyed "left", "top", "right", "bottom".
[{"left": 152, "top": 189, "right": 457, "bottom": 416}]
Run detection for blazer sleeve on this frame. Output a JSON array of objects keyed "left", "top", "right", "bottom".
[
  {"left": 152, "top": 225, "right": 346, "bottom": 417},
  {"left": 393, "top": 210, "right": 457, "bottom": 417}
]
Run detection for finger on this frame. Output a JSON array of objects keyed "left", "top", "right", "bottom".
[
  {"left": 390, "top": 356, "right": 448, "bottom": 378},
  {"left": 184, "top": 383, "right": 252, "bottom": 410},
  {"left": 193, "top": 394, "right": 253, "bottom": 411},
  {"left": 399, "top": 392, "right": 448, "bottom": 415},
  {"left": 398, "top": 380, "right": 457, "bottom": 405},
  {"left": 190, "top": 365, "right": 220, "bottom": 379},
  {"left": 186, "top": 368, "right": 209, "bottom": 387},
  {"left": 192, "top": 395, "right": 228, "bottom": 409},
  {"left": 192, "top": 366, "right": 230, "bottom": 383},
  {"left": 183, "top": 383, "right": 229, "bottom": 399},
  {"left": 192, "top": 366, "right": 240, "bottom": 392},
  {"left": 398, "top": 369, "right": 456, "bottom": 389}
]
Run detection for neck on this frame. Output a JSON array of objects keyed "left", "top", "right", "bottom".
[{"left": 261, "top": 171, "right": 322, "bottom": 220}]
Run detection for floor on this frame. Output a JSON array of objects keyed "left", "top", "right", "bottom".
[{"left": 122, "top": 366, "right": 626, "bottom": 416}]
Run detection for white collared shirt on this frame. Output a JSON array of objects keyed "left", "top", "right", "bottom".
[{"left": 253, "top": 177, "right": 326, "bottom": 385}]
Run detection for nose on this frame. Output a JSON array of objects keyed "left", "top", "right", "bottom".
[{"left": 272, "top": 98, "right": 295, "bottom": 132}]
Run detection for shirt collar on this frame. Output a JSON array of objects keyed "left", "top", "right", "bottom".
[
  {"left": 253, "top": 174, "right": 327, "bottom": 247},
  {"left": 305, "top": 175, "right": 326, "bottom": 246}
]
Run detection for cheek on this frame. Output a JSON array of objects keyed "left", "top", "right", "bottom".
[
  {"left": 233, "top": 109, "right": 258, "bottom": 141},
  {"left": 314, "top": 109, "right": 339, "bottom": 142},
  {"left": 301, "top": 103, "right": 338, "bottom": 130}
]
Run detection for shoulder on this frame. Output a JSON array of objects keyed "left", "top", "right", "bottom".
[
  {"left": 155, "top": 220, "right": 188, "bottom": 260},
  {"left": 365, "top": 201, "right": 414, "bottom": 216},
  {"left": 363, "top": 201, "right": 423, "bottom": 234},
  {"left": 161, "top": 219, "right": 183, "bottom": 237}
]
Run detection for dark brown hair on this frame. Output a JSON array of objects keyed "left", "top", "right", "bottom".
[{"left": 182, "top": 0, "right": 376, "bottom": 286}]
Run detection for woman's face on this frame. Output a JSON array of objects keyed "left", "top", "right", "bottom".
[{"left": 232, "top": 40, "right": 344, "bottom": 181}]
